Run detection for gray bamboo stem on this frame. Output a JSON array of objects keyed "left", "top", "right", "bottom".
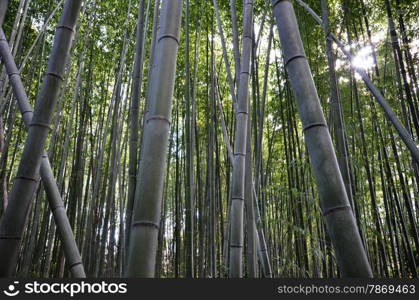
[
  {"left": 126, "top": 0, "right": 183, "bottom": 277},
  {"left": 271, "top": 0, "right": 372, "bottom": 277},
  {"left": 0, "top": 28, "right": 85, "bottom": 278},
  {"left": 320, "top": 0, "right": 355, "bottom": 215},
  {"left": 0, "top": 0, "right": 8, "bottom": 26},
  {"left": 126, "top": 0, "right": 146, "bottom": 259},
  {"left": 228, "top": 0, "right": 253, "bottom": 278},
  {"left": 0, "top": 0, "right": 83, "bottom": 277}
]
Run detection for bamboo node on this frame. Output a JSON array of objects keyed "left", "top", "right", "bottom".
[
  {"left": 230, "top": 244, "right": 243, "bottom": 248},
  {"left": 231, "top": 197, "right": 245, "bottom": 201},
  {"left": 273, "top": 0, "right": 292, "bottom": 9},
  {"left": 29, "top": 122, "right": 52, "bottom": 130},
  {"left": 303, "top": 122, "right": 327, "bottom": 132},
  {"left": 15, "top": 175, "right": 38, "bottom": 183},
  {"left": 234, "top": 152, "right": 246, "bottom": 157},
  {"left": 68, "top": 261, "right": 83, "bottom": 269},
  {"left": 132, "top": 220, "right": 160, "bottom": 229},
  {"left": 56, "top": 24, "right": 75, "bottom": 33},
  {"left": 158, "top": 34, "right": 179, "bottom": 45},
  {"left": 46, "top": 71, "right": 64, "bottom": 81},
  {"left": 147, "top": 115, "right": 171, "bottom": 125},
  {"left": 236, "top": 110, "right": 248, "bottom": 115},
  {"left": 285, "top": 54, "right": 307, "bottom": 68},
  {"left": 22, "top": 110, "right": 33, "bottom": 116},
  {"left": 322, "top": 205, "right": 351, "bottom": 216}
]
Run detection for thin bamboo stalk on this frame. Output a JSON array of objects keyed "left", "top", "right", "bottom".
[{"left": 228, "top": 0, "right": 253, "bottom": 278}]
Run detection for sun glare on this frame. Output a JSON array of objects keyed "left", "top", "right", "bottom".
[{"left": 351, "top": 45, "right": 375, "bottom": 70}]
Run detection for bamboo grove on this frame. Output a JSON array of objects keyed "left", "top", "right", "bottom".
[{"left": 0, "top": 0, "right": 417, "bottom": 278}]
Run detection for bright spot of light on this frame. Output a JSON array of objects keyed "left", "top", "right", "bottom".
[
  {"left": 274, "top": 124, "right": 283, "bottom": 131},
  {"left": 351, "top": 45, "right": 375, "bottom": 70}
]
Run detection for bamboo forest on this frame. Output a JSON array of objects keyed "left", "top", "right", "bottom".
[{"left": 0, "top": 0, "right": 417, "bottom": 279}]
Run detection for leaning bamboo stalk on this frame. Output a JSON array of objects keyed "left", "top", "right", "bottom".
[
  {"left": 0, "top": 0, "right": 83, "bottom": 277},
  {"left": 126, "top": 0, "right": 183, "bottom": 277},
  {"left": 228, "top": 0, "right": 253, "bottom": 278},
  {"left": 271, "top": 0, "right": 372, "bottom": 277},
  {"left": 0, "top": 30, "right": 85, "bottom": 277},
  {"left": 294, "top": 0, "right": 419, "bottom": 165},
  {"left": 0, "top": 0, "right": 26, "bottom": 103},
  {"left": 7, "top": 0, "right": 25, "bottom": 53}
]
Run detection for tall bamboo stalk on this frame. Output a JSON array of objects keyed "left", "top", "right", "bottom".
[
  {"left": 126, "top": 0, "right": 183, "bottom": 277},
  {"left": 126, "top": 0, "right": 146, "bottom": 260},
  {"left": 271, "top": 0, "right": 372, "bottom": 277},
  {"left": 228, "top": 0, "right": 253, "bottom": 278},
  {"left": 184, "top": 0, "right": 194, "bottom": 278},
  {"left": 320, "top": 0, "right": 355, "bottom": 215}
]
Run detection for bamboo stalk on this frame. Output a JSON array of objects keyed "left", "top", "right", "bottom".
[
  {"left": 0, "top": 0, "right": 83, "bottom": 277},
  {"left": 271, "top": 0, "right": 372, "bottom": 277},
  {"left": 228, "top": 0, "right": 253, "bottom": 278},
  {"left": 0, "top": 0, "right": 8, "bottom": 26},
  {"left": 126, "top": 0, "right": 183, "bottom": 277}
]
